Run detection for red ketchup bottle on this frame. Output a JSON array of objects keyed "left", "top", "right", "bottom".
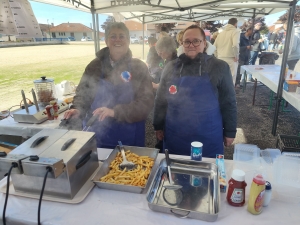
[{"left": 227, "top": 169, "right": 247, "bottom": 206}]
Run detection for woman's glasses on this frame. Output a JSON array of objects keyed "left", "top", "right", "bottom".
[
  {"left": 109, "top": 35, "right": 126, "bottom": 41},
  {"left": 183, "top": 39, "right": 203, "bottom": 47}
]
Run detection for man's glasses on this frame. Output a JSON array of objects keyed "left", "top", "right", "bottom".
[{"left": 183, "top": 39, "right": 203, "bottom": 47}]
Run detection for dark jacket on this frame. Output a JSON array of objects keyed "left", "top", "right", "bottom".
[
  {"left": 251, "top": 29, "right": 261, "bottom": 51},
  {"left": 72, "top": 47, "right": 154, "bottom": 123},
  {"left": 239, "top": 33, "right": 251, "bottom": 62},
  {"left": 153, "top": 53, "right": 237, "bottom": 138}
]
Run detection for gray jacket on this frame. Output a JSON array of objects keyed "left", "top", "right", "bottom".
[{"left": 153, "top": 53, "right": 237, "bottom": 138}]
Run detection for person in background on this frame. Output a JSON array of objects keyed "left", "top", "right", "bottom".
[
  {"left": 64, "top": 22, "right": 154, "bottom": 148},
  {"left": 153, "top": 36, "right": 178, "bottom": 90},
  {"left": 249, "top": 22, "right": 263, "bottom": 66},
  {"left": 281, "top": 22, "right": 300, "bottom": 70},
  {"left": 214, "top": 18, "right": 240, "bottom": 86},
  {"left": 268, "top": 30, "right": 278, "bottom": 51},
  {"left": 176, "top": 30, "right": 185, "bottom": 57},
  {"left": 153, "top": 25, "right": 237, "bottom": 157},
  {"left": 210, "top": 32, "right": 219, "bottom": 45},
  {"left": 147, "top": 37, "right": 163, "bottom": 84},
  {"left": 158, "top": 31, "right": 169, "bottom": 39},
  {"left": 236, "top": 27, "right": 253, "bottom": 88}
]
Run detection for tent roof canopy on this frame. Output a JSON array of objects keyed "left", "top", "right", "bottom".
[{"left": 31, "top": 0, "right": 294, "bottom": 23}]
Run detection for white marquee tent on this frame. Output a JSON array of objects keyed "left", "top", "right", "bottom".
[{"left": 28, "top": 0, "right": 300, "bottom": 134}]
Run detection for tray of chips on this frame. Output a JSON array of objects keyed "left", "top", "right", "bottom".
[{"left": 92, "top": 145, "right": 159, "bottom": 194}]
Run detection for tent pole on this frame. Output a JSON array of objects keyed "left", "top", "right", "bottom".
[
  {"left": 143, "top": 15, "right": 145, "bottom": 60},
  {"left": 96, "top": 13, "right": 100, "bottom": 51},
  {"left": 271, "top": 0, "right": 297, "bottom": 136},
  {"left": 91, "top": 10, "right": 98, "bottom": 55}
]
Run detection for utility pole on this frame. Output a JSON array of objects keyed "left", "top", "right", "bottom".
[{"left": 47, "top": 19, "right": 50, "bottom": 39}]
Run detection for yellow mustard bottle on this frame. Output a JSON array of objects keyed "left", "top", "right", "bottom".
[{"left": 247, "top": 174, "right": 265, "bottom": 215}]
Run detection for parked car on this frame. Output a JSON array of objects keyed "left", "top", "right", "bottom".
[
  {"left": 139, "top": 37, "right": 148, "bottom": 44},
  {"left": 130, "top": 37, "right": 139, "bottom": 44},
  {"left": 81, "top": 36, "right": 92, "bottom": 41},
  {"left": 67, "top": 37, "right": 76, "bottom": 41}
]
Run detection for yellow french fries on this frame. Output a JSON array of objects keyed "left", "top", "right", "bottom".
[{"left": 100, "top": 150, "right": 154, "bottom": 187}]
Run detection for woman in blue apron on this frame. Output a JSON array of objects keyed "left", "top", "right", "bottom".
[
  {"left": 64, "top": 22, "right": 154, "bottom": 148},
  {"left": 153, "top": 25, "right": 237, "bottom": 157}
]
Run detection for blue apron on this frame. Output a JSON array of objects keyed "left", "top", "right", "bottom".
[
  {"left": 84, "top": 66, "right": 145, "bottom": 148},
  {"left": 164, "top": 66, "right": 224, "bottom": 158}
]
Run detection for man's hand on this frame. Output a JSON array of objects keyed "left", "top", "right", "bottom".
[
  {"left": 93, "top": 107, "right": 115, "bottom": 121},
  {"left": 64, "top": 109, "right": 80, "bottom": 119},
  {"left": 246, "top": 45, "right": 251, "bottom": 50},
  {"left": 258, "top": 39, "right": 264, "bottom": 43},
  {"left": 224, "top": 137, "right": 235, "bottom": 147},
  {"left": 234, "top": 57, "right": 238, "bottom": 62}
]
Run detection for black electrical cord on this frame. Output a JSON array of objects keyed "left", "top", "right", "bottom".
[
  {"left": 2, "top": 162, "right": 18, "bottom": 225},
  {"left": 38, "top": 167, "right": 52, "bottom": 225}
]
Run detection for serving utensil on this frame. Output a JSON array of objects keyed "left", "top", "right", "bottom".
[
  {"left": 118, "top": 141, "right": 136, "bottom": 170},
  {"left": 163, "top": 149, "right": 182, "bottom": 190}
]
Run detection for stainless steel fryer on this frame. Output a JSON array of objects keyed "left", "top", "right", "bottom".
[
  {"left": 146, "top": 158, "right": 220, "bottom": 222},
  {"left": 0, "top": 129, "right": 99, "bottom": 199}
]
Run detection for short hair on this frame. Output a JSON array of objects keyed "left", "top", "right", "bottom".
[
  {"left": 246, "top": 26, "right": 253, "bottom": 32},
  {"left": 228, "top": 18, "right": 238, "bottom": 26},
  {"left": 176, "top": 30, "right": 184, "bottom": 44},
  {"left": 155, "top": 36, "right": 177, "bottom": 55},
  {"left": 161, "top": 26, "right": 168, "bottom": 32},
  {"left": 105, "top": 22, "right": 129, "bottom": 41},
  {"left": 182, "top": 25, "right": 206, "bottom": 41},
  {"left": 148, "top": 37, "right": 157, "bottom": 45}
]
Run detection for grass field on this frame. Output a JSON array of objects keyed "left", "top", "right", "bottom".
[{"left": 0, "top": 42, "right": 148, "bottom": 111}]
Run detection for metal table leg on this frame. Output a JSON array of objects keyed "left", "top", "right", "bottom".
[{"left": 252, "top": 78, "right": 257, "bottom": 106}]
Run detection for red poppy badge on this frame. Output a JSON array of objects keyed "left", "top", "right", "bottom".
[{"left": 169, "top": 85, "right": 177, "bottom": 94}]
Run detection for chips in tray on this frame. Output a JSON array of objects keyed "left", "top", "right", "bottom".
[{"left": 100, "top": 150, "right": 154, "bottom": 187}]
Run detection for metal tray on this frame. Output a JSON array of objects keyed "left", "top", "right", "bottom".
[
  {"left": 92, "top": 145, "right": 159, "bottom": 194},
  {"left": 146, "top": 158, "right": 219, "bottom": 222}
]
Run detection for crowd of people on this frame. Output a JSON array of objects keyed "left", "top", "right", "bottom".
[{"left": 64, "top": 19, "right": 299, "bottom": 158}]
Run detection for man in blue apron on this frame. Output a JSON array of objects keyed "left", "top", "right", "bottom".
[
  {"left": 153, "top": 25, "right": 237, "bottom": 157},
  {"left": 64, "top": 22, "right": 154, "bottom": 148}
]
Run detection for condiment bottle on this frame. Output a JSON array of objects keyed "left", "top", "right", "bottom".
[
  {"left": 284, "top": 64, "right": 289, "bottom": 79},
  {"left": 45, "top": 105, "right": 54, "bottom": 120},
  {"left": 263, "top": 181, "right": 272, "bottom": 207},
  {"left": 226, "top": 169, "right": 247, "bottom": 206},
  {"left": 247, "top": 174, "right": 265, "bottom": 215},
  {"left": 50, "top": 100, "right": 59, "bottom": 119}
]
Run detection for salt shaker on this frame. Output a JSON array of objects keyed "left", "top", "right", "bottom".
[{"left": 263, "top": 181, "right": 272, "bottom": 207}]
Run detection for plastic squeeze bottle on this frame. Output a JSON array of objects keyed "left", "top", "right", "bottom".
[
  {"left": 247, "top": 174, "right": 265, "bottom": 215},
  {"left": 226, "top": 169, "right": 247, "bottom": 207}
]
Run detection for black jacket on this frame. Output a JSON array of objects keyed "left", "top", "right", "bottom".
[
  {"left": 251, "top": 29, "right": 261, "bottom": 51},
  {"left": 239, "top": 33, "right": 251, "bottom": 62},
  {"left": 153, "top": 53, "right": 237, "bottom": 138}
]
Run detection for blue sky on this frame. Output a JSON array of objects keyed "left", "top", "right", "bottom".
[
  {"left": 29, "top": 1, "right": 108, "bottom": 31},
  {"left": 29, "top": 0, "right": 287, "bottom": 29}
]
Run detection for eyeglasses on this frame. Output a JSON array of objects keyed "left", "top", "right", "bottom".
[
  {"left": 183, "top": 39, "right": 203, "bottom": 47},
  {"left": 109, "top": 34, "right": 126, "bottom": 41}
]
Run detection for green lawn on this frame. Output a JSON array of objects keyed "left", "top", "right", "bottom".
[{"left": 0, "top": 42, "right": 148, "bottom": 111}]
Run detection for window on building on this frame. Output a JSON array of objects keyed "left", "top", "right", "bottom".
[
  {"left": 71, "top": 32, "right": 74, "bottom": 37},
  {"left": 52, "top": 32, "right": 56, "bottom": 38},
  {"left": 83, "top": 32, "right": 87, "bottom": 36}
]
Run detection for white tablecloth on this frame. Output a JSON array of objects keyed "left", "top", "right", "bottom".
[
  {"left": 241, "top": 65, "right": 300, "bottom": 111},
  {"left": 0, "top": 150, "right": 299, "bottom": 225},
  {"left": 0, "top": 114, "right": 64, "bottom": 137}
]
